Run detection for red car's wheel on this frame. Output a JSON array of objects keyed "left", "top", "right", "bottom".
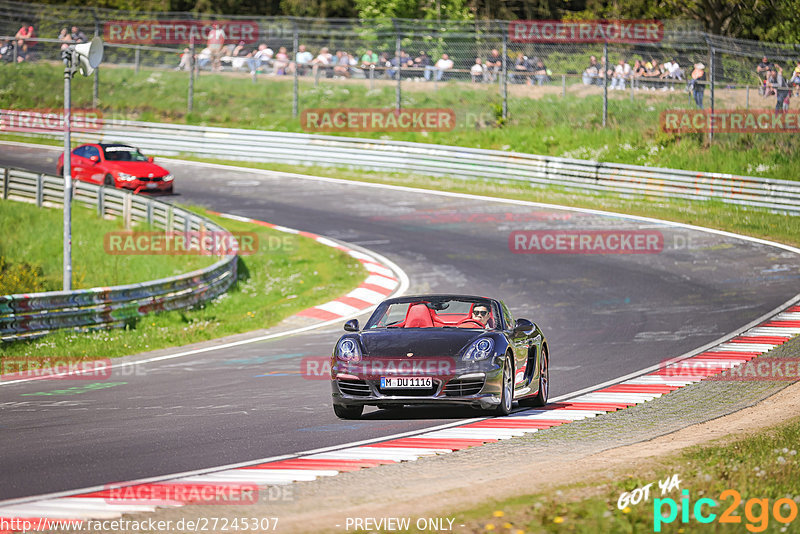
[{"left": 103, "top": 174, "right": 114, "bottom": 187}]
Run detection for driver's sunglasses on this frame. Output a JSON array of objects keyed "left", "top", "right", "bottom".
[{"left": 473, "top": 310, "right": 489, "bottom": 317}]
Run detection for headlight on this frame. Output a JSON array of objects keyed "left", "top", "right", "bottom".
[
  {"left": 337, "top": 338, "right": 361, "bottom": 362},
  {"left": 163, "top": 174, "right": 174, "bottom": 182},
  {"left": 117, "top": 172, "right": 136, "bottom": 181},
  {"left": 462, "top": 337, "right": 494, "bottom": 361}
]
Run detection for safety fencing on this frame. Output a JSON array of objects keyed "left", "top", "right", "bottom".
[
  {"left": 52, "top": 119, "right": 800, "bottom": 215},
  {"left": 0, "top": 166, "right": 238, "bottom": 341}
]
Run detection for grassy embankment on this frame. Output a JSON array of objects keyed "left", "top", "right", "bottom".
[{"left": 0, "top": 199, "right": 365, "bottom": 359}]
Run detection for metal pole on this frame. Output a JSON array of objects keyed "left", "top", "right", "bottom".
[
  {"left": 602, "top": 41, "right": 608, "bottom": 128},
  {"left": 292, "top": 24, "right": 299, "bottom": 119},
  {"left": 395, "top": 35, "right": 401, "bottom": 112},
  {"left": 188, "top": 42, "right": 195, "bottom": 114},
  {"left": 746, "top": 85, "right": 749, "bottom": 109},
  {"left": 369, "top": 64, "right": 374, "bottom": 91},
  {"left": 135, "top": 46, "right": 140, "bottom": 74},
  {"left": 709, "top": 46, "right": 715, "bottom": 141},
  {"left": 561, "top": 74, "right": 566, "bottom": 97},
  {"left": 63, "top": 51, "right": 73, "bottom": 291},
  {"left": 93, "top": 15, "right": 99, "bottom": 108},
  {"left": 501, "top": 28, "right": 507, "bottom": 120}
]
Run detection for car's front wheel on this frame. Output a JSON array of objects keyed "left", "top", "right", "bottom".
[
  {"left": 492, "top": 354, "right": 514, "bottom": 416},
  {"left": 524, "top": 347, "right": 549, "bottom": 407},
  {"left": 104, "top": 174, "right": 114, "bottom": 187},
  {"left": 333, "top": 404, "right": 363, "bottom": 419}
]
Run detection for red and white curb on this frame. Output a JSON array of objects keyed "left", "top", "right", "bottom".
[
  {"left": 1, "top": 305, "right": 798, "bottom": 526},
  {"left": 209, "top": 211, "right": 401, "bottom": 322}
]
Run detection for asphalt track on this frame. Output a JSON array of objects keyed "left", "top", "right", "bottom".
[{"left": 1, "top": 143, "right": 799, "bottom": 501}]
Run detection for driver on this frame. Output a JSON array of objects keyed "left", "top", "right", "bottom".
[{"left": 471, "top": 304, "right": 491, "bottom": 326}]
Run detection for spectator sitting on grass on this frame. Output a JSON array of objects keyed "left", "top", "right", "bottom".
[
  {"left": 272, "top": 46, "right": 289, "bottom": 75},
  {"left": 289, "top": 44, "right": 313, "bottom": 75},
  {"left": 484, "top": 49, "right": 502, "bottom": 82},
  {"left": 424, "top": 53, "right": 452, "bottom": 81},
  {"left": 333, "top": 51, "right": 354, "bottom": 78},
  {"left": 631, "top": 59, "right": 645, "bottom": 88},
  {"left": 610, "top": 59, "right": 630, "bottom": 90},
  {"left": 470, "top": 57, "right": 484, "bottom": 83},
  {"left": 582, "top": 55, "right": 601, "bottom": 85},
  {"left": 310, "top": 47, "right": 333, "bottom": 77},
  {"left": 413, "top": 51, "right": 431, "bottom": 80},
  {"left": 641, "top": 60, "right": 661, "bottom": 89},
  {"left": 533, "top": 58, "right": 549, "bottom": 86},
  {"left": 513, "top": 53, "right": 532, "bottom": 84},
  {"left": 247, "top": 43, "right": 273, "bottom": 74},
  {"left": 360, "top": 49, "right": 378, "bottom": 69}
]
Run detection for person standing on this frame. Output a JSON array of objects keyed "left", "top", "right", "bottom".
[
  {"left": 691, "top": 63, "right": 706, "bottom": 109},
  {"left": 206, "top": 23, "right": 226, "bottom": 72}
]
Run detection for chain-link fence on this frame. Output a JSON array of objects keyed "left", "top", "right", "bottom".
[{"left": 2, "top": 0, "right": 800, "bottom": 141}]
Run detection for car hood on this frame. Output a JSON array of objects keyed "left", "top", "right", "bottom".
[
  {"left": 103, "top": 161, "right": 168, "bottom": 176},
  {"left": 358, "top": 328, "right": 487, "bottom": 358}
]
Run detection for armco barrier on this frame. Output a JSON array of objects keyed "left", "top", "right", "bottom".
[
  {"left": 50, "top": 120, "right": 800, "bottom": 215},
  {"left": 0, "top": 167, "right": 237, "bottom": 341}
]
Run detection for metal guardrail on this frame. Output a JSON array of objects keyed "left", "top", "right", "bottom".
[
  {"left": 54, "top": 119, "right": 800, "bottom": 215},
  {"left": 0, "top": 167, "right": 238, "bottom": 341}
]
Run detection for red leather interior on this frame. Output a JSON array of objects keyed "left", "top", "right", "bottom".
[{"left": 404, "top": 303, "right": 434, "bottom": 328}]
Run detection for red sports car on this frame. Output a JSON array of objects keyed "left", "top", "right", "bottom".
[{"left": 57, "top": 143, "right": 174, "bottom": 193}]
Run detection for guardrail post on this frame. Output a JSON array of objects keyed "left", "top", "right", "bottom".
[
  {"left": 2, "top": 168, "right": 8, "bottom": 199},
  {"left": 184, "top": 215, "right": 191, "bottom": 234},
  {"left": 36, "top": 173, "right": 43, "bottom": 207},
  {"left": 292, "top": 23, "right": 299, "bottom": 119},
  {"left": 123, "top": 194, "right": 132, "bottom": 229},
  {"left": 97, "top": 187, "right": 104, "bottom": 217},
  {"left": 501, "top": 28, "right": 508, "bottom": 119},
  {"left": 146, "top": 201, "right": 153, "bottom": 225},
  {"left": 167, "top": 205, "right": 174, "bottom": 231},
  {"left": 135, "top": 46, "right": 140, "bottom": 74},
  {"left": 395, "top": 29, "right": 402, "bottom": 112},
  {"left": 602, "top": 40, "right": 608, "bottom": 128},
  {"left": 369, "top": 65, "right": 374, "bottom": 91}
]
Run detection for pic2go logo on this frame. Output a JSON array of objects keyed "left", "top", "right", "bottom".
[{"left": 654, "top": 489, "right": 798, "bottom": 532}]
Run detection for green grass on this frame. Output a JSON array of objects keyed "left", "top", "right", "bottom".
[
  {"left": 0, "top": 201, "right": 366, "bottom": 359},
  {"left": 2, "top": 62, "right": 800, "bottom": 180},
  {"left": 449, "top": 416, "right": 800, "bottom": 534},
  {"left": 0, "top": 199, "right": 215, "bottom": 293},
  {"left": 179, "top": 157, "right": 800, "bottom": 249}
]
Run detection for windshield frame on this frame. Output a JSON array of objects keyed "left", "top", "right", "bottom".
[{"left": 365, "top": 296, "right": 501, "bottom": 330}]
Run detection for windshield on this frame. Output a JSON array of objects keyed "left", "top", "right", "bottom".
[
  {"left": 103, "top": 146, "right": 149, "bottom": 162},
  {"left": 365, "top": 297, "right": 499, "bottom": 330}
]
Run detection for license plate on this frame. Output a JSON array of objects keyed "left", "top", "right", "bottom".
[
  {"left": 146, "top": 182, "right": 158, "bottom": 189},
  {"left": 380, "top": 376, "right": 432, "bottom": 389}
]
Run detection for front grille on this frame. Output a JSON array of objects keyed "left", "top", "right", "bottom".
[
  {"left": 138, "top": 177, "right": 163, "bottom": 182},
  {"left": 338, "top": 379, "right": 371, "bottom": 396},
  {"left": 444, "top": 377, "right": 485, "bottom": 396}
]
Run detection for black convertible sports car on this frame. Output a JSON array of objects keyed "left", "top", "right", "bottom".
[{"left": 330, "top": 295, "right": 549, "bottom": 419}]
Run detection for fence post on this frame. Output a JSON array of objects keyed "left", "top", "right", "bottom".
[
  {"left": 123, "top": 194, "right": 132, "bottom": 229},
  {"left": 97, "top": 186, "right": 104, "bottom": 217},
  {"left": 36, "top": 173, "right": 43, "bottom": 208},
  {"left": 746, "top": 85, "right": 749, "bottom": 109},
  {"left": 292, "top": 22, "right": 299, "bottom": 119},
  {"left": 188, "top": 42, "right": 195, "bottom": 114},
  {"left": 602, "top": 41, "right": 608, "bottom": 128},
  {"left": 561, "top": 74, "right": 566, "bottom": 97},
  {"left": 501, "top": 26, "right": 508, "bottom": 120},
  {"left": 369, "top": 64, "right": 374, "bottom": 91},
  {"left": 395, "top": 29, "right": 402, "bottom": 112},
  {"left": 3, "top": 167, "right": 8, "bottom": 199},
  {"left": 709, "top": 44, "right": 715, "bottom": 141},
  {"left": 135, "top": 46, "right": 140, "bottom": 74}
]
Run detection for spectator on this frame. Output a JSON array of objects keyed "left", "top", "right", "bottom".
[
  {"left": 206, "top": 23, "right": 226, "bottom": 71},
  {"left": 582, "top": 55, "right": 601, "bottom": 86},
  {"left": 413, "top": 50, "right": 431, "bottom": 80},
  {"left": 764, "top": 68, "right": 777, "bottom": 97},
  {"left": 512, "top": 53, "right": 532, "bottom": 84},
  {"left": 484, "top": 49, "right": 503, "bottom": 82},
  {"left": 641, "top": 60, "right": 661, "bottom": 90},
  {"left": 424, "top": 52, "right": 452, "bottom": 82},
  {"left": 58, "top": 28, "right": 71, "bottom": 51},
  {"left": 387, "top": 50, "right": 413, "bottom": 79},
  {"left": 659, "top": 58, "right": 683, "bottom": 90},
  {"left": 310, "top": 47, "right": 333, "bottom": 77},
  {"left": 360, "top": 49, "right": 378, "bottom": 69},
  {"left": 175, "top": 47, "right": 192, "bottom": 70},
  {"left": 791, "top": 60, "right": 800, "bottom": 95},
  {"left": 70, "top": 26, "right": 87, "bottom": 44},
  {"left": 289, "top": 44, "right": 313, "bottom": 75},
  {"left": 631, "top": 59, "right": 645, "bottom": 88},
  {"left": 272, "top": 46, "right": 289, "bottom": 75},
  {"left": 333, "top": 50, "right": 354, "bottom": 78},
  {"left": 611, "top": 59, "right": 631, "bottom": 90},
  {"left": 470, "top": 57, "right": 484, "bottom": 83},
  {"left": 533, "top": 58, "right": 549, "bottom": 86},
  {"left": 247, "top": 43, "right": 273, "bottom": 74},
  {"left": 196, "top": 47, "right": 212, "bottom": 70},
  {"left": 1, "top": 39, "right": 14, "bottom": 63},
  {"left": 15, "top": 23, "right": 35, "bottom": 60},
  {"left": 773, "top": 65, "right": 791, "bottom": 112},
  {"left": 756, "top": 56, "right": 772, "bottom": 79},
  {"left": 690, "top": 63, "right": 706, "bottom": 108}
]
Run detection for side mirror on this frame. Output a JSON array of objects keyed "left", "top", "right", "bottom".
[
  {"left": 147, "top": 156, "right": 154, "bottom": 163},
  {"left": 513, "top": 318, "right": 535, "bottom": 334},
  {"left": 89, "top": 155, "right": 99, "bottom": 164},
  {"left": 343, "top": 319, "right": 359, "bottom": 332}
]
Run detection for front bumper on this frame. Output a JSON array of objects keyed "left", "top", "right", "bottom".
[
  {"left": 331, "top": 358, "right": 504, "bottom": 410},
  {"left": 119, "top": 178, "right": 173, "bottom": 192}
]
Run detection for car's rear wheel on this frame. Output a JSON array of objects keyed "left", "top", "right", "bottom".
[
  {"left": 492, "top": 354, "right": 514, "bottom": 416},
  {"left": 333, "top": 404, "right": 363, "bottom": 419},
  {"left": 525, "top": 347, "right": 549, "bottom": 407},
  {"left": 56, "top": 165, "right": 63, "bottom": 176},
  {"left": 104, "top": 174, "right": 114, "bottom": 187}
]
